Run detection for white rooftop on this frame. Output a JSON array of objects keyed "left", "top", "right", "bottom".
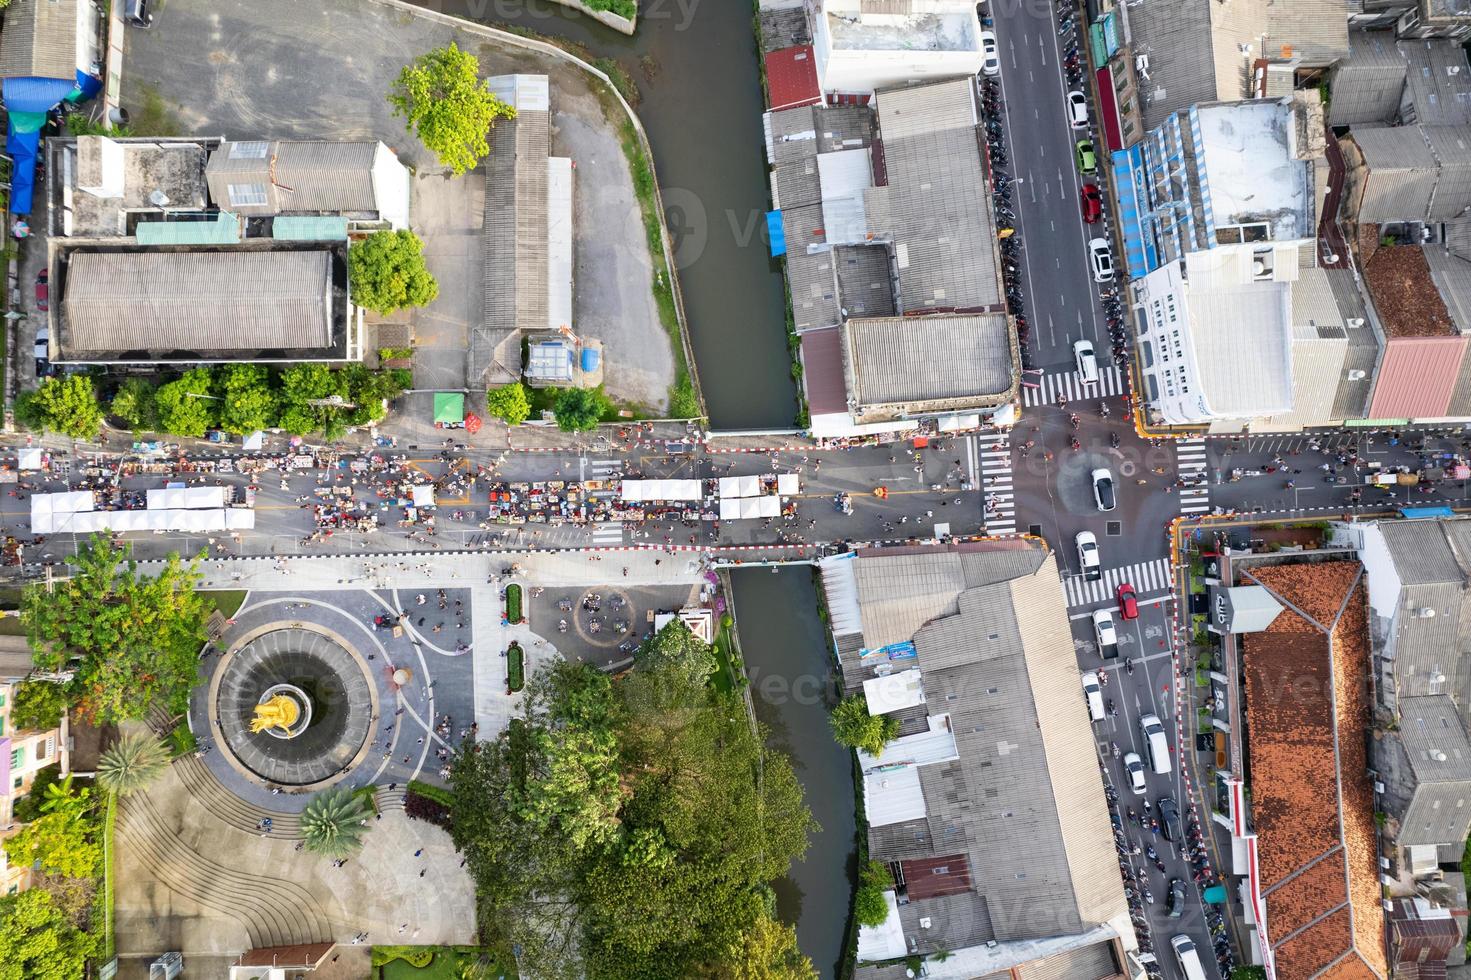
[
  {"left": 856, "top": 891, "right": 908, "bottom": 961},
  {"left": 863, "top": 668, "right": 926, "bottom": 714},
  {"left": 818, "top": 148, "right": 873, "bottom": 245},
  {"left": 863, "top": 761, "right": 927, "bottom": 826},
  {"left": 1183, "top": 249, "right": 1295, "bottom": 417},
  {"left": 1195, "top": 101, "right": 1311, "bottom": 242},
  {"left": 827, "top": 9, "right": 977, "bottom": 53}
]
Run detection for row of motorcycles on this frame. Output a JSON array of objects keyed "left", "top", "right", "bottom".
[
  {"left": 1103, "top": 770, "right": 1234, "bottom": 977},
  {"left": 1059, "top": 5, "right": 1086, "bottom": 92},
  {"left": 979, "top": 77, "right": 1039, "bottom": 376}
]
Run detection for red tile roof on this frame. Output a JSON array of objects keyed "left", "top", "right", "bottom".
[
  {"left": 765, "top": 45, "right": 822, "bottom": 112},
  {"left": 1242, "top": 561, "right": 1386, "bottom": 980}
]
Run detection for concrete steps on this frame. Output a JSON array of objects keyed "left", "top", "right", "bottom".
[
  {"left": 171, "top": 754, "right": 304, "bottom": 839},
  {"left": 116, "top": 792, "right": 333, "bottom": 949}
]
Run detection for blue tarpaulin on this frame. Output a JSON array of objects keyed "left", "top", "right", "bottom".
[
  {"left": 3, "top": 73, "right": 99, "bottom": 215},
  {"left": 766, "top": 210, "right": 786, "bottom": 257},
  {"left": 1399, "top": 506, "right": 1456, "bottom": 519}
]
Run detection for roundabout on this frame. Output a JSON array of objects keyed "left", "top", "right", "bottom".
[{"left": 211, "top": 624, "right": 378, "bottom": 789}]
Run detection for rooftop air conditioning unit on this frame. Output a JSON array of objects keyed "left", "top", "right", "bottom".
[
  {"left": 1347, "top": 318, "right": 1365, "bottom": 328},
  {"left": 919, "top": 918, "right": 932, "bottom": 929},
  {"left": 1420, "top": 608, "right": 1437, "bottom": 618},
  {"left": 1375, "top": 781, "right": 1386, "bottom": 793},
  {"left": 1432, "top": 750, "right": 1448, "bottom": 761},
  {"left": 1381, "top": 856, "right": 1391, "bottom": 869},
  {"left": 1347, "top": 370, "right": 1367, "bottom": 381}
]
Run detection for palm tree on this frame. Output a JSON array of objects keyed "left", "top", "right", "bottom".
[
  {"left": 97, "top": 731, "right": 171, "bottom": 798},
  {"left": 300, "top": 786, "right": 374, "bottom": 858}
]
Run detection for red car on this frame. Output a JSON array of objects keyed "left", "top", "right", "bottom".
[
  {"left": 1117, "top": 583, "right": 1139, "bottom": 620},
  {"left": 33, "top": 269, "right": 47, "bottom": 312},
  {"left": 1080, "top": 184, "right": 1102, "bottom": 223}
]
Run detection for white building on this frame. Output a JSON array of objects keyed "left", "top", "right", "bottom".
[{"left": 811, "top": 0, "right": 986, "bottom": 97}]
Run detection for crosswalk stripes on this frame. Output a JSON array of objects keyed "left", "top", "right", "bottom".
[
  {"left": 590, "top": 523, "right": 625, "bottom": 545},
  {"left": 1064, "top": 557, "right": 1173, "bottom": 608},
  {"left": 1175, "top": 438, "right": 1211, "bottom": 514},
  {"left": 587, "top": 459, "right": 623, "bottom": 476},
  {"left": 1021, "top": 366, "right": 1124, "bottom": 407},
  {"left": 977, "top": 435, "right": 1017, "bottom": 535}
]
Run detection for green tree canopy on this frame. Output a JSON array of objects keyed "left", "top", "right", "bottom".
[
  {"left": 217, "top": 363, "right": 278, "bottom": 435},
  {"left": 711, "top": 914, "right": 817, "bottom": 980},
  {"left": 388, "top": 42, "right": 516, "bottom": 176},
  {"left": 485, "top": 383, "right": 531, "bottom": 426},
  {"left": 97, "top": 730, "right": 171, "bottom": 798},
  {"left": 553, "top": 387, "right": 609, "bottom": 433},
  {"left": 154, "top": 368, "right": 216, "bottom": 438},
  {"left": 25, "top": 536, "right": 208, "bottom": 725},
  {"left": 3, "top": 798, "right": 99, "bottom": 879},
  {"left": 9, "top": 680, "right": 65, "bottom": 732},
  {"left": 829, "top": 694, "right": 899, "bottom": 757},
  {"left": 301, "top": 785, "right": 374, "bottom": 858},
  {"left": 852, "top": 860, "right": 893, "bottom": 928},
  {"left": 348, "top": 229, "right": 439, "bottom": 316},
  {"left": 16, "top": 376, "right": 102, "bottom": 439},
  {"left": 0, "top": 888, "right": 99, "bottom": 980},
  {"left": 450, "top": 655, "right": 814, "bottom": 980},
  {"left": 108, "top": 377, "right": 158, "bottom": 432},
  {"left": 636, "top": 620, "right": 716, "bottom": 690}
]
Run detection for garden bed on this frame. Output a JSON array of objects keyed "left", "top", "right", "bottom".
[
  {"left": 507, "top": 643, "right": 525, "bottom": 694},
  {"left": 505, "top": 583, "right": 524, "bottom": 624}
]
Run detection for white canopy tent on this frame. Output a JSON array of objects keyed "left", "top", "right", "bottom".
[
  {"left": 411, "top": 485, "right": 436, "bottom": 508},
  {"left": 620, "top": 479, "right": 703, "bottom": 503},
  {"left": 777, "top": 474, "right": 800, "bottom": 496},
  {"left": 17, "top": 447, "right": 43, "bottom": 471},
  {"left": 146, "top": 486, "right": 229, "bottom": 510}
]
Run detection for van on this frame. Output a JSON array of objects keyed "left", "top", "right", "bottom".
[
  {"left": 1170, "top": 935, "right": 1208, "bottom": 980},
  {"left": 124, "top": 0, "right": 154, "bottom": 27},
  {"left": 1074, "top": 339, "right": 1099, "bottom": 384},
  {"left": 1081, "top": 674, "right": 1105, "bottom": 722},
  {"left": 1139, "top": 713, "right": 1172, "bottom": 775}
]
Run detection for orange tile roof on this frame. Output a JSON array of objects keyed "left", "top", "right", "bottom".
[{"left": 1241, "top": 561, "right": 1387, "bottom": 980}]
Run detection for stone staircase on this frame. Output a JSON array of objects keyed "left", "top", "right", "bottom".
[{"left": 170, "top": 753, "right": 305, "bottom": 838}]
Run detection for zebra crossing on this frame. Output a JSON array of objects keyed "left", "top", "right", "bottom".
[
  {"left": 1021, "top": 366, "right": 1125, "bottom": 406},
  {"left": 977, "top": 434, "right": 1017, "bottom": 535},
  {"left": 590, "top": 522, "right": 625, "bottom": 546},
  {"left": 1065, "top": 557, "right": 1173, "bottom": 608},
  {"left": 1175, "top": 438, "right": 1211, "bottom": 515},
  {"left": 584, "top": 458, "right": 623, "bottom": 480}
]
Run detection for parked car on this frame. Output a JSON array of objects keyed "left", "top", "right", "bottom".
[
  {"left": 981, "top": 31, "right": 1000, "bottom": 75},
  {"left": 1076, "top": 530, "right": 1101, "bottom": 581},
  {"left": 1117, "top": 583, "right": 1139, "bottom": 620},
  {"left": 34, "top": 269, "right": 48, "bottom": 312},
  {"left": 1123, "top": 752, "right": 1146, "bottom": 794},
  {"left": 124, "top": 0, "right": 154, "bottom": 27},
  {"left": 1158, "top": 796, "right": 1181, "bottom": 841},
  {"left": 1166, "top": 878, "right": 1187, "bottom": 918},
  {"left": 1080, "top": 183, "right": 1102, "bottom": 223},
  {"left": 1092, "top": 467, "right": 1116, "bottom": 511},
  {"left": 1093, "top": 608, "right": 1118, "bottom": 653},
  {"left": 33, "top": 325, "right": 49, "bottom": 377},
  {"left": 1067, "top": 90, "right": 1089, "bottom": 128},
  {"left": 1088, "top": 237, "right": 1115, "bottom": 282},
  {"left": 1076, "top": 138, "right": 1097, "bottom": 175}
]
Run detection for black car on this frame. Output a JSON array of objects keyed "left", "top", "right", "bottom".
[
  {"left": 1158, "top": 796, "right": 1181, "bottom": 842},
  {"left": 1166, "top": 878, "right": 1186, "bottom": 918}
]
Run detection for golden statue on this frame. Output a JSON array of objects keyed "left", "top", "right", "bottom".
[{"left": 251, "top": 693, "right": 301, "bottom": 734}]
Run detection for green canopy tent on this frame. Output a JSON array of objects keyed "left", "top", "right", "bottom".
[{"left": 433, "top": 392, "right": 465, "bottom": 427}]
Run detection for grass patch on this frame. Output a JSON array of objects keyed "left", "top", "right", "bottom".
[
  {"left": 504, "top": 583, "right": 523, "bottom": 625},
  {"left": 129, "top": 84, "right": 181, "bottom": 137},
  {"left": 711, "top": 623, "right": 737, "bottom": 695},
  {"left": 591, "top": 57, "right": 639, "bottom": 107},
  {"left": 102, "top": 792, "right": 116, "bottom": 962},
  {"left": 374, "top": 945, "right": 519, "bottom": 979},
  {"left": 584, "top": 0, "right": 637, "bottom": 19},
  {"left": 203, "top": 590, "right": 247, "bottom": 618},
  {"left": 166, "top": 723, "right": 197, "bottom": 759},
  {"left": 507, "top": 642, "right": 525, "bottom": 694},
  {"left": 0, "top": 611, "right": 25, "bottom": 635},
  {"left": 408, "top": 779, "right": 454, "bottom": 808}
]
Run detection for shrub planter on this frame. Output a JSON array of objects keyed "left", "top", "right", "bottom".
[
  {"left": 507, "top": 642, "right": 525, "bottom": 694},
  {"left": 504, "top": 583, "right": 524, "bottom": 624}
]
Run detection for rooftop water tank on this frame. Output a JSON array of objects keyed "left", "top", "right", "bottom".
[{"left": 581, "top": 347, "right": 601, "bottom": 373}]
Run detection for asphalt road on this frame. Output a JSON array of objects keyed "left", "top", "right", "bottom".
[{"left": 992, "top": 0, "right": 1108, "bottom": 370}]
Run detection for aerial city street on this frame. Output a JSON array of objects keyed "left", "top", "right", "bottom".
[{"left": 0, "top": 0, "right": 1467, "bottom": 978}]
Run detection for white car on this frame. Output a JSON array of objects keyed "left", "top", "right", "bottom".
[
  {"left": 1123, "top": 752, "right": 1147, "bottom": 794},
  {"left": 1089, "top": 237, "right": 1115, "bottom": 283},
  {"left": 1093, "top": 609, "right": 1118, "bottom": 651},
  {"left": 981, "top": 31, "right": 1000, "bottom": 76},
  {"left": 1067, "top": 90, "right": 1089, "bottom": 128},
  {"left": 1082, "top": 673, "right": 1106, "bottom": 721},
  {"left": 1092, "top": 467, "right": 1116, "bottom": 512},
  {"left": 1074, "top": 338, "right": 1099, "bottom": 384},
  {"left": 1076, "top": 530, "right": 1101, "bottom": 582}
]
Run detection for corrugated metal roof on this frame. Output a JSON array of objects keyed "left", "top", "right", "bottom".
[
  {"left": 135, "top": 213, "right": 242, "bottom": 246},
  {"left": 1401, "top": 39, "right": 1471, "bottom": 127},
  {"left": 1399, "top": 695, "right": 1471, "bottom": 783},
  {"left": 833, "top": 244, "right": 894, "bottom": 318},
  {"left": 0, "top": 0, "right": 80, "bottom": 81},
  {"left": 1267, "top": 0, "right": 1350, "bottom": 67},
  {"left": 845, "top": 314, "right": 1014, "bottom": 409},
  {"left": 269, "top": 216, "right": 348, "bottom": 241},
  {"left": 799, "top": 327, "right": 849, "bottom": 416},
  {"left": 1128, "top": 0, "right": 1219, "bottom": 130},
  {"left": 1369, "top": 336, "right": 1467, "bottom": 417},
  {"left": 1425, "top": 125, "right": 1471, "bottom": 219},
  {"left": 1330, "top": 31, "right": 1406, "bottom": 127},
  {"left": 1355, "top": 126, "right": 1440, "bottom": 222},
  {"left": 60, "top": 249, "right": 334, "bottom": 355},
  {"left": 783, "top": 204, "right": 839, "bottom": 330},
  {"left": 818, "top": 147, "right": 872, "bottom": 245}
]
